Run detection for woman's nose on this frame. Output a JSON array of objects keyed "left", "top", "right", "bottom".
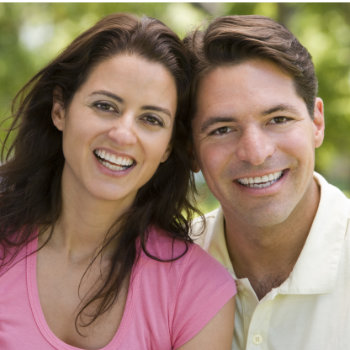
[{"left": 107, "top": 115, "right": 137, "bottom": 146}]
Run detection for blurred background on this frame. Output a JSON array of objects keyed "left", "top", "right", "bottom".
[{"left": 0, "top": 2, "right": 349, "bottom": 212}]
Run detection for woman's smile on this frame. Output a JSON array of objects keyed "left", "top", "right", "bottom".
[{"left": 93, "top": 149, "right": 136, "bottom": 172}]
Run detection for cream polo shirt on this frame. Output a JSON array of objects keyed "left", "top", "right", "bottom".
[{"left": 193, "top": 173, "right": 350, "bottom": 350}]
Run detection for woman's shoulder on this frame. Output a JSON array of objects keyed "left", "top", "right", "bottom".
[
  {"left": 142, "top": 226, "right": 234, "bottom": 282},
  {"left": 137, "top": 225, "right": 236, "bottom": 298},
  {"left": 141, "top": 226, "right": 190, "bottom": 261},
  {"left": 138, "top": 227, "right": 236, "bottom": 349},
  {"left": 0, "top": 236, "right": 36, "bottom": 276}
]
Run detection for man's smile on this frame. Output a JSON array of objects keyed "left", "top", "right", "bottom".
[{"left": 236, "top": 170, "right": 284, "bottom": 188}]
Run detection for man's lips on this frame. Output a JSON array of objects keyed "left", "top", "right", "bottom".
[{"left": 236, "top": 170, "right": 284, "bottom": 189}]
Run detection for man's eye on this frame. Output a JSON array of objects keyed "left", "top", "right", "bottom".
[
  {"left": 142, "top": 114, "right": 164, "bottom": 127},
  {"left": 270, "top": 116, "right": 291, "bottom": 124},
  {"left": 210, "top": 126, "right": 232, "bottom": 136}
]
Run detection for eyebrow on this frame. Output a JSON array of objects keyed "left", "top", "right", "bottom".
[
  {"left": 262, "top": 104, "right": 300, "bottom": 116},
  {"left": 200, "top": 116, "right": 236, "bottom": 133},
  {"left": 89, "top": 90, "right": 172, "bottom": 118},
  {"left": 90, "top": 90, "right": 124, "bottom": 103}
]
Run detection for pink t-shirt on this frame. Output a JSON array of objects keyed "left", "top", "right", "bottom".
[{"left": 0, "top": 228, "right": 236, "bottom": 349}]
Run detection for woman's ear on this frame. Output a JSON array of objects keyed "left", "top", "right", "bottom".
[
  {"left": 160, "top": 144, "right": 172, "bottom": 163},
  {"left": 51, "top": 87, "right": 66, "bottom": 131}
]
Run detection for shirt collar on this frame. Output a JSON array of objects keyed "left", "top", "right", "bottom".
[
  {"left": 204, "top": 208, "right": 237, "bottom": 278},
  {"left": 278, "top": 172, "right": 349, "bottom": 294}
]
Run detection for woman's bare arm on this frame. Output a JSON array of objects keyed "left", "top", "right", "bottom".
[{"left": 176, "top": 297, "right": 235, "bottom": 350}]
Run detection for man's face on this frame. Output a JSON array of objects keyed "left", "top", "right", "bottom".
[{"left": 192, "top": 59, "right": 324, "bottom": 228}]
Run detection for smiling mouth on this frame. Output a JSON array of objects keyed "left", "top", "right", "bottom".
[
  {"left": 236, "top": 170, "right": 284, "bottom": 188},
  {"left": 94, "top": 149, "right": 136, "bottom": 171}
]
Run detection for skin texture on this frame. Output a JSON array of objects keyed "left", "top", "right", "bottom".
[{"left": 192, "top": 59, "right": 324, "bottom": 299}]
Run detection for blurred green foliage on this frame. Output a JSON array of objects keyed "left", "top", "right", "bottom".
[{"left": 1, "top": 3, "right": 349, "bottom": 212}]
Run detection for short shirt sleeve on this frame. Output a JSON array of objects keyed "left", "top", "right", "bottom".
[{"left": 170, "top": 243, "right": 236, "bottom": 348}]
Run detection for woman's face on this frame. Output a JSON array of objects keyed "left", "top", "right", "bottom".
[{"left": 52, "top": 54, "right": 177, "bottom": 209}]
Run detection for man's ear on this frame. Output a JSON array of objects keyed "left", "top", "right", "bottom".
[
  {"left": 51, "top": 87, "right": 66, "bottom": 131},
  {"left": 313, "top": 97, "right": 325, "bottom": 149}
]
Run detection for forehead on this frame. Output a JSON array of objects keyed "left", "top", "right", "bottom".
[
  {"left": 194, "top": 59, "right": 305, "bottom": 119},
  {"left": 85, "top": 54, "right": 175, "bottom": 88},
  {"left": 74, "top": 54, "right": 178, "bottom": 111}
]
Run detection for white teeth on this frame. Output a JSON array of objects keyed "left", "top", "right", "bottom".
[
  {"left": 99, "top": 160, "right": 127, "bottom": 171},
  {"left": 237, "top": 171, "right": 283, "bottom": 188},
  {"left": 94, "top": 149, "right": 134, "bottom": 170}
]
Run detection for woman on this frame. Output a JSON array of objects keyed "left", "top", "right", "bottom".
[{"left": 0, "top": 13, "right": 235, "bottom": 349}]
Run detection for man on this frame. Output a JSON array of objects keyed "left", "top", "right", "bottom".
[{"left": 186, "top": 15, "right": 350, "bottom": 350}]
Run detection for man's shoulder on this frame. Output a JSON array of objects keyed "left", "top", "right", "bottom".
[
  {"left": 192, "top": 207, "right": 221, "bottom": 231},
  {"left": 315, "top": 172, "right": 350, "bottom": 211},
  {"left": 191, "top": 207, "right": 224, "bottom": 247},
  {"left": 194, "top": 207, "right": 221, "bottom": 222}
]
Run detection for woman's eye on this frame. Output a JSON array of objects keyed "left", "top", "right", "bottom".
[
  {"left": 209, "top": 126, "right": 232, "bottom": 136},
  {"left": 142, "top": 114, "right": 164, "bottom": 127},
  {"left": 93, "top": 102, "right": 117, "bottom": 113}
]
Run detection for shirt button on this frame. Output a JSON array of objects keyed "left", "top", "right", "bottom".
[{"left": 252, "top": 334, "right": 263, "bottom": 345}]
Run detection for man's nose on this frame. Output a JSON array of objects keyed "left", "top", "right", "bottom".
[{"left": 235, "top": 126, "right": 275, "bottom": 165}]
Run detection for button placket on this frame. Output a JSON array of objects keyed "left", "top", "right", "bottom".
[{"left": 252, "top": 333, "right": 263, "bottom": 345}]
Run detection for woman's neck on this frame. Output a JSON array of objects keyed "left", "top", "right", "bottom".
[{"left": 44, "top": 185, "right": 133, "bottom": 263}]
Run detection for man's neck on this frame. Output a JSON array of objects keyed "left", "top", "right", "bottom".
[
  {"left": 226, "top": 224, "right": 308, "bottom": 299},
  {"left": 224, "top": 180, "right": 321, "bottom": 300}
]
